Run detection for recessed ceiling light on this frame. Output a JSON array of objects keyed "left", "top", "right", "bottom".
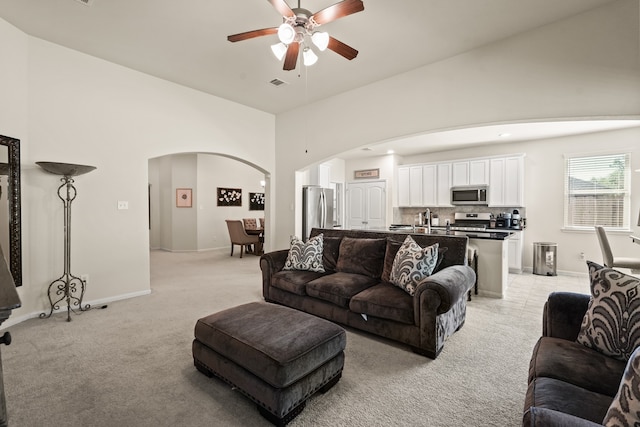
[
  {"left": 387, "top": 149, "right": 395, "bottom": 154},
  {"left": 498, "top": 133, "right": 511, "bottom": 138}
]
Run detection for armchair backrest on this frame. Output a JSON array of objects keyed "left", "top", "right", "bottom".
[
  {"left": 243, "top": 218, "right": 258, "bottom": 230},
  {"left": 226, "top": 220, "right": 248, "bottom": 243},
  {"left": 595, "top": 226, "right": 614, "bottom": 267}
]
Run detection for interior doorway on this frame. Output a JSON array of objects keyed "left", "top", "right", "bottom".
[{"left": 346, "top": 180, "right": 386, "bottom": 230}]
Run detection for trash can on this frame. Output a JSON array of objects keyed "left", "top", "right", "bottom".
[{"left": 533, "top": 242, "right": 557, "bottom": 276}]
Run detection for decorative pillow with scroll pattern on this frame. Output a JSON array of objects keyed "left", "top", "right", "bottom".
[
  {"left": 389, "top": 235, "right": 438, "bottom": 296},
  {"left": 576, "top": 261, "right": 640, "bottom": 361},
  {"left": 283, "top": 234, "right": 325, "bottom": 273},
  {"left": 603, "top": 346, "right": 640, "bottom": 425}
]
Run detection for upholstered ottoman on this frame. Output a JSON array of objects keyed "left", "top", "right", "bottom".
[{"left": 193, "top": 302, "right": 346, "bottom": 426}]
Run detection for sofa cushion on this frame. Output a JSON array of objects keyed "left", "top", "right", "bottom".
[
  {"left": 389, "top": 236, "right": 439, "bottom": 296},
  {"left": 603, "top": 346, "right": 640, "bottom": 425},
  {"left": 272, "top": 270, "right": 326, "bottom": 296},
  {"left": 524, "top": 377, "right": 613, "bottom": 424},
  {"left": 322, "top": 236, "right": 342, "bottom": 273},
  {"left": 306, "top": 272, "right": 377, "bottom": 307},
  {"left": 283, "top": 234, "right": 325, "bottom": 273},
  {"left": 349, "top": 283, "right": 414, "bottom": 325},
  {"left": 382, "top": 239, "right": 448, "bottom": 283},
  {"left": 529, "top": 336, "right": 626, "bottom": 397},
  {"left": 336, "top": 237, "right": 386, "bottom": 278},
  {"left": 577, "top": 261, "right": 640, "bottom": 361}
]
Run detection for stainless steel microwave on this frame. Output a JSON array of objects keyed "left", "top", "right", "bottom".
[{"left": 451, "top": 185, "right": 488, "bottom": 205}]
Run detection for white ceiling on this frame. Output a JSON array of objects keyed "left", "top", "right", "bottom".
[{"left": 2, "top": 0, "right": 637, "bottom": 154}]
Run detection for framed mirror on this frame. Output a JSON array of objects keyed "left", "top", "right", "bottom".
[{"left": 0, "top": 135, "right": 21, "bottom": 287}]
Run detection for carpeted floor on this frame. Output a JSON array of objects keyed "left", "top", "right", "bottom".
[{"left": 2, "top": 249, "right": 589, "bottom": 426}]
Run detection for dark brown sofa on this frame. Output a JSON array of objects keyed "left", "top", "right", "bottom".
[
  {"left": 523, "top": 292, "right": 627, "bottom": 426},
  {"left": 260, "top": 228, "right": 476, "bottom": 359}
]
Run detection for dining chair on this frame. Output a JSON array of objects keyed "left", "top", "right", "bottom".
[
  {"left": 243, "top": 218, "right": 258, "bottom": 230},
  {"left": 259, "top": 218, "right": 265, "bottom": 229},
  {"left": 226, "top": 220, "right": 260, "bottom": 258},
  {"left": 595, "top": 226, "right": 640, "bottom": 273}
]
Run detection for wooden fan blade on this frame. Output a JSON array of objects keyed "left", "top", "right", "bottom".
[
  {"left": 327, "top": 36, "right": 358, "bottom": 60},
  {"left": 311, "top": 0, "right": 364, "bottom": 25},
  {"left": 228, "top": 27, "right": 278, "bottom": 42},
  {"left": 283, "top": 43, "right": 299, "bottom": 70},
  {"left": 268, "top": 0, "right": 295, "bottom": 18}
]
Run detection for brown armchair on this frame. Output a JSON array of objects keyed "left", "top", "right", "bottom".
[{"left": 225, "top": 220, "right": 260, "bottom": 258}]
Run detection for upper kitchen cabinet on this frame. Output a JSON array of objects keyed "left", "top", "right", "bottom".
[
  {"left": 488, "top": 155, "right": 525, "bottom": 207},
  {"left": 422, "top": 164, "right": 437, "bottom": 206},
  {"left": 397, "top": 165, "right": 424, "bottom": 207},
  {"left": 436, "top": 163, "right": 453, "bottom": 206},
  {"left": 452, "top": 159, "right": 490, "bottom": 187}
]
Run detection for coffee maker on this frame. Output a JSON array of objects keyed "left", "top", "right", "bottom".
[{"left": 511, "top": 209, "right": 521, "bottom": 229}]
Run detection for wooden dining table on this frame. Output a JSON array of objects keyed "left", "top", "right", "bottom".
[{"left": 245, "top": 228, "right": 264, "bottom": 255}]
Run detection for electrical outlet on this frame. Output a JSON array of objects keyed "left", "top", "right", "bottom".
[
  {"left": 579, "top": 252, "right": 585, "bottom": 260},
  {"left": 80, "top": 274, "right": 89, "bottom": 284},
  {"left": 117, "top": 201, "right": 129, "bottom": 210}
]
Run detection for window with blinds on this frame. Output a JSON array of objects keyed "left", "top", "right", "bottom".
[{"left": 564, "top": 153, "right": 631, "bottom": 230}]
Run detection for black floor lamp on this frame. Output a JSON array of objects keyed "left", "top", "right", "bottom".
[{"left": 37, "top": 161, "right": 96, "bottom": 322}]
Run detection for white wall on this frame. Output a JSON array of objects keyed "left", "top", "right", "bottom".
[
  {"left": 274, "top": 0, "right": 640, "bottom": 250},
  {"left": 0, "top": 19, "right": 275, "bottom": 325}
]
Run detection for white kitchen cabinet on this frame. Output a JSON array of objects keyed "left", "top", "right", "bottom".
[
  {"left": 489, "top": 155, "right": 524, "bottom": 207},
  {"left": 452, "top": 161, "right": 469, "bottom": 187},
  {"left": 397, "top": 166, "right": 410, "bottom": 207},
  {"left": 508, "top": 231, "right": 523, "bottom": 273},
  {"left": 422, "top": 164, "right": 437, "bottom": 206},
  {"left": 397, "top": 166, "right": 423, "bottom": 207},
  {"left": 436, "top": 163, "right": 452, "bottom": 206},
  {"left": 452, "top": 159, "right": 489, "bottom": 187}
]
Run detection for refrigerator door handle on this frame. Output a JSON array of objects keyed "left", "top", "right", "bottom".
[{"left": 320, "top": 191, "right": 326, "bottom": 228}]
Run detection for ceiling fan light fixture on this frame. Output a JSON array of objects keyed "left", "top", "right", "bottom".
[
  {"left": 311, "top": 31, "right": 329, "bottom": 51},
  {"left": 271, "top": 43, "right": 288, "bottom": 61},
  {"left": 303, "top": 47, "right": 318, "bottom": 66},
  {"left": 277, "top": 23, "right": 296, "bottom": 45}
]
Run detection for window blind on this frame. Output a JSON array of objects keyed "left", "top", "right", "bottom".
[{"left": 564, "top": 153, "right": 630, "bottom": 229}]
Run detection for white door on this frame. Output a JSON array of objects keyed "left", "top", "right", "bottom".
[{"left": 347, "top": 181, "right": 386, "bottom": 230}]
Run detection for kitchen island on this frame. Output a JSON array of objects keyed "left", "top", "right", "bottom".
[{"left": 385, "top": 227, "right": 512, "bottom": 298}]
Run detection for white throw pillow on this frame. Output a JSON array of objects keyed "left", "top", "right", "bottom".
[
  {"left": 577, "top": 261, "right": 640, "bottom": 361},
  {"left": 389, "top": 235, "right": 438, "bottom": 296},
  {"left": 603, "top": 346, "right": 640, "bottom": 425},
  {"left": 283, "top": 234, "right": 325, "bottom": 273}
]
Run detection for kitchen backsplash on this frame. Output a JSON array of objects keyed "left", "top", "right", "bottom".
[{"left": 394, "top": 206, "right": 527, "bottom": 226}]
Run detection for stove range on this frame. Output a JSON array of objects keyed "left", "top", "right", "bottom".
[{"left": 450, "top": 212, "right": 491, "bottom": 231}]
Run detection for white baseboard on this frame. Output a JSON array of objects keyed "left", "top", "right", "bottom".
[{"left": 0, "top": 289, "right": 152, "bottom": 329}]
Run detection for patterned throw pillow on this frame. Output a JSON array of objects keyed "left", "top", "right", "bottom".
[
  {"left": 603, "top": 346, "right": 640, "bottom": 425},
  {"left": 283, "top": 234, "right": 325, "bottom": 273},
  {"left": 389, "top": 235, "right": 439, "bottom": 296},
  {"left": 576, "top": 261, "right": 640, "bottom": 361}
]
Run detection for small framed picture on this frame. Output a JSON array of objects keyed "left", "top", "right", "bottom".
[
  {"left": 176, "top": 188, "right": 192, "bottom": 208},
  {"left": 217, "top": 187, "right": 242, "bottom": 207},
  {"left": 249, "top": 192, "right": 265, "bottom": 211},
  {"left": 354, "top": 168, "right": 380, "bottom": 179}
]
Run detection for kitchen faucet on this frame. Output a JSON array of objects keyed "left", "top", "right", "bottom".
[{"left": 425, "top": 208, "right": 431, "bottom": 234}]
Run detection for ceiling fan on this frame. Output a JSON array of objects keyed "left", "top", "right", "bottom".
[{"left": 227, "top": 0, "right": 364, "bottom": 71}]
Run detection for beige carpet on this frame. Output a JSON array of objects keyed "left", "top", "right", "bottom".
[{"left": 2, "top": 249, "right": 589, "bottom": 426}]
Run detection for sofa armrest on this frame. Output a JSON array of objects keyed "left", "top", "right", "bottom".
[
  {"left": 543, "top": 292, "right": 591, "bottom": 341},
  {"left": 523, "top": 407, "right": 603, "bottom": 427},
  {"left": 260, "top": 250, "right": 289, "bottom": 301},
  {"left": 414, "top": 265, "right": 476, "bottom": 315}
]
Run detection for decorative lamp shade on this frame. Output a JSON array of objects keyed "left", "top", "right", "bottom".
[
  {"left": 311, "top": 32, "right": 329, "bottom": 51},
  {"left": 270, "top": 43, "right": 287, "bottom": 60},
  {"left": 277, "top": 23, "right": 295, "bottom": 45},
  {"left": 303, "top": 47, "right": 318, "bottom": 66}
]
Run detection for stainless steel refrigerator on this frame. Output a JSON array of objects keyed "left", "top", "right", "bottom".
[{"left": 302, "top": 185, "right": 334, "bottom": 240}]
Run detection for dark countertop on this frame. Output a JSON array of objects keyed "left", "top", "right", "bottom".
[{"left": 367, "top": 227, "right": 513, "bottom": 240}]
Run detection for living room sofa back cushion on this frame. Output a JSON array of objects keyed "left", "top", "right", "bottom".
[
  {"left": 336, "top": 237, "right": 386, "bottom": 278},
  {"left": 309, "top": 228, "right": 468, "bottom": 273},
  {"left": 322, "top": 236, "right": 342, "bottom": 273}
]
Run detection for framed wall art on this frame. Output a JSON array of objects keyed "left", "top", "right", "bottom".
[
  {"left": 217, "top": 187, "right": 242, "bottom": 207},
  {"left": 176, "top": 188, "right": 192, "bottom": 208},
  {"left": 249, "top": 192, "right": 265, "bottom": 211},
  {"left": 354, "top": 168, "right": 380, "bottom": 179}
]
